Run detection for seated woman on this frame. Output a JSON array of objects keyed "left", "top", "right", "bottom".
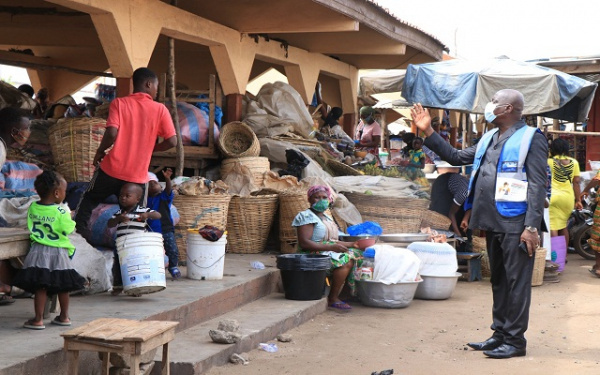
[
  {"left": 292, "top": 185, "right": 361, "bottom": 311},
  {"left": 354, "top": 106, "right": 382, "bottom": 157}
]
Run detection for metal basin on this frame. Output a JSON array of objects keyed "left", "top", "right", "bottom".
[
  {"left": 379, "top": 233, "right": 430, "bottom": 243},
  {"left": 357, "top": 279, "right": 422, "bottom": 308}
]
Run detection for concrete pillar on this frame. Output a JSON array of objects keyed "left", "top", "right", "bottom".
[
  {"left": 225, "top": 93, "right": 244, "bottom": 123},
  {"left": 209, "top": 40, "right": 256, "bottom": 96},
  {"left": 342, "top": 113, "right": 357, "bottom": 141},
  {"left": 116, "top": 77, "right": 132, "bottom": 98},
  {"left": 284, "top": 64, "right": 320, "bottom": 105}
]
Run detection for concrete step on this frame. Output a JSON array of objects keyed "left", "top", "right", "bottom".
[{"left": 151, "top": 293, "right": 326, "bottom": 375}]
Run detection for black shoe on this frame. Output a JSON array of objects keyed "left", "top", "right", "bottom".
[
  {"left": 467, "top": 337, "right": 503, "bottom": 351},
  {"left": 483, "top": 344, "right": 526, "bottom": 359}
]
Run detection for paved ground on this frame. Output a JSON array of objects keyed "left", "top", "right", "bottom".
[{"left": 207, "top": 253, "right": 600, "bottom": 375}]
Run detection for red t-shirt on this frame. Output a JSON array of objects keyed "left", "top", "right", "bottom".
[{"left": 101, "top": 93, "right": 176, "bottom": 183}]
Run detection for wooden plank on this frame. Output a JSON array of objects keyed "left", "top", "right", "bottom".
[
  {"left": 65, "top": 339, "right": 136, "bottom": 355},
  {"left": 137, "top": 329, "right": 176, "bottom": 353},
  {"left": 546, "top": 130, "right": 600, "bottom": 137},
  {"left": 161, "top": 343, "right": 170, "bottom": 375},
  {"left": 61, "top": 318, "right": 117, "bottom": 338},
  {"left": 66, "top": 350, "right": 79, "bottom": 375},
  {"left": 0, "top": 240, "right": 29, "bottom": 260},
  {"left": 122, "top": 321, "right": 178, "bottom": 342}
]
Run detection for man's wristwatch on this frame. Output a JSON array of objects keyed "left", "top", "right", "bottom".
[{"left": 524, "top": 226, "right": 538, "bottom": 233}]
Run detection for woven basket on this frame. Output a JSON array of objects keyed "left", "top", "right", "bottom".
[
  {"left": 532, "top": 247, "right": 547, "bottom": 287},
  {"left": 278, "top": 191, "right": 310, "bottom": 242},
  {"left": 326, "top": 159, "right": 362, "bottom": 176},
  {"left": 226, "top": 194, "right": 279, "bottom": 253},
  {"left": 221, "top": 157, "right": 270, "bottom": 187},
  {"left": 218, "top": 121, "right": 260, "bottom": 158},
  {"left": 472, "top": 236, "right": 490, "bottom": 277},
  {"left": 48, "top": 117, "right": 106, "bottom": 182},
  {"left": 344, "top": 192, "right": 429, "bottom": 233},
  {"left": 173, "top": 194, "right": 232, "bottom": 263},
  {"left": 420, "top": 210, "right": 452, "bottom": 230},
  {"left": 280, "top": 238, "right": 299, "bottom": 254}
]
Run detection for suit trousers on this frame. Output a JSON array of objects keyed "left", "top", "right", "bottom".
[{"left": 486, "top": 231, "right": 535, "bottom": 349}]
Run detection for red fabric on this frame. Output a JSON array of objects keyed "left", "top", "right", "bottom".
[{"left": 101, "top": 93, "right": 176, "bottom": 183}]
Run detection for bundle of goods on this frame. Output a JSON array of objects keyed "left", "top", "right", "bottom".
[
  {"left": 226, "top": 192, "right": 279, "bottom": 254},
  {"left": 218, "top": 121, "right": 260, "bottom": 158},
  {"left": 278, "top": 190, "right": 310, "bottom": 253},
  {"left": 48, "top": 117, "right": 106, "bottom": 182},
  {"left": 220, "top": 156, "right": 270, "bottom": 188},
  {"left": 344, "top": 192, "right": 429, "bottom": 233},
  {"left": 173, "top": 177, "right": 231, "bottom": 263},
  {"left": 472, "top": 236, "right": 490, "bottom": 277}
]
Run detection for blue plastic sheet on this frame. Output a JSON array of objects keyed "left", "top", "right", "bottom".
[{"left": 347, "top": 221, "right": 383, "bottom": 236}]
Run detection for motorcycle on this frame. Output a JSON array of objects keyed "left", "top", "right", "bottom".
[{"left": 570, "top": 188, "right": 597, "bottom": 260}]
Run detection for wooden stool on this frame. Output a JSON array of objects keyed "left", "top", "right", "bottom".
[
  {"left": 457, "top": 252, "right": 483, "bottom": 282},
  {"left": 61, "top": 318, "right": 178, "bottom": 375}
]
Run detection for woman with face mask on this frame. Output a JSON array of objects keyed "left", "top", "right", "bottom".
[
  {"left": 0, "top": 107, "right": 48, "bottom": 169},
  {"left": 292, "top": 185, "right": 361, "bottom": 311},
  {"left": 355, "top": 106, "right": 382, "bottom": 157}
]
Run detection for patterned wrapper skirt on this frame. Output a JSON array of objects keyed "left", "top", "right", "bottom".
[
  {"left": 12, "top": 243, "right": 87, "bottom": 295},
  {"left": 589, "top": 206, "right": 600, "bottom": 253}
]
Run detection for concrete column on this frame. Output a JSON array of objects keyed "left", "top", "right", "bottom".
[
  {"left": 209, "top": 40, "right": 256, "bottom": 96},
  {"left": 116, "top": 78, "right": 132, "bottom": 98},
  {"left": 225, "top": 93, "right": 244, "bottom": 123},
  {"left": 284, "top": 64, "right": 320, "bottom": 105},
  {"left": 342, "top": 113, "right": 356, "bottom": 141}
]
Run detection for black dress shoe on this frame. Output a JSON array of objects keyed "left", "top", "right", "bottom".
[
  {"left": 483, "top": 344, "right": 526, "bottom": 359},
  {"left": 467, "top": 337, "right": 503, "bottom": 351}
]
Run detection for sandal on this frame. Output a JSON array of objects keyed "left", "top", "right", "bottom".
[
  {"left": 589, "top": 268, "right": 600, "bottom": 278},
  {"left": 169, "top": 267, "right": 182, "bottom": 280},
  {"left": 0, "top": 294, "right": 15, "bottom": 305},
  {"left": 328, "top": 301, "right": 352, "bottom": 311},
  {"left": 23, "top": 319, "right": 45, "bottom": 330},
  {"left": 51, "top": 316, "right": 71, "bottom": 326}
]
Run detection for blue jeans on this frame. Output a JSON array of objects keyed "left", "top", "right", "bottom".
[{"left": 163, "top": 231, "right": 179, "bottom": 268}]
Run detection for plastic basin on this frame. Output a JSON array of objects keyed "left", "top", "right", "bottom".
[
  {"left": 357, "top": 279, "right": 422, "bottom": 308},
  {"left": 414, "top": 273, "right": 461, "bottom": 300}
]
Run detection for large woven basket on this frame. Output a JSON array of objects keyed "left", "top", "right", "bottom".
[
  {"left": 173, "top": 194, "right": 232, "bottom": 263},
  {"left": 344, "top": 192, "right": 429, "bottom": 233},
  {"left": 472, "top": 236, "right": 490, "bottom": 277},
  {"left": 48, "top": 117, "right": 106, "bottom": 182},
  {"left": 278, "top": 191, "right": 310, "bottom": 244},
  {"left": 217, "top": 121, "right": 260, "bottom": 158},
  {"left": 326, "top": 159, "right": 362, "bottom": 177},
  {"left": 280, "top": 238, "right": 299, "bottom": 254},
  {"left": 221, "top": 157, "right": 270, "bottom": 187},
  {"left": 226, "top": 194, "right": 279, "bottom": 253},
  {"left": 420, "top": 210, "right": 452, "bottom": 230},
  {"left": 532, "top": 247, "right": 547, "bottom": 287}
]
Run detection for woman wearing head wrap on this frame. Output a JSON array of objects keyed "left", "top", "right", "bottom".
[
  {"left": 314, "top": 82, "right": 354, "bottom": 146},
  {"left": 355, "top": 106, "right": 382, "bottom": 157},
  {"left": 292, "top": 185, "right": 361, "bottom": 310}
]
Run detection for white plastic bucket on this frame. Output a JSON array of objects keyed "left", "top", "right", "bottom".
[
  {"left": 187, "top": 232, "right": 227, "bottom": 280},
  {"left": 116, "top": 232, "right": 166, "bottom": 296}
]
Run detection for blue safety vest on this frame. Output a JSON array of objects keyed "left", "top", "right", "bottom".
[{"left": 464, "top": 125, "right": 539, "bottom": 217}]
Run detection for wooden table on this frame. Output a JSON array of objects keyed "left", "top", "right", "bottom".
[
  {"left": 61, "top": 318, "right": 179, "bottom": 375},
  {"left": 0, "top": 227, "right": 29, "bottom": 260}
]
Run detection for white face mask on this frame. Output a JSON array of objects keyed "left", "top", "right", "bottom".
[{"left": 484, "top": 102, "right": 498, "bottom": 123}]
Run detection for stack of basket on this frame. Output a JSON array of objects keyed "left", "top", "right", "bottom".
[
  {"left": 278, "top": 191, "right": 310, "bottom": 253},
  {"left": 226, "top": 192, "right": 279, "bottom": 253},
  {"left": 48, "top": 117, "right": 106, "bottom": 182},
  {"left": 218, "top": 121, "right": 270, "bottom": 187},
  {"left": 344, "top": 192, "right": 429, "bottom": 233},
  {"left": 173, "top": 194, "right": 232, "bottom": 264}
]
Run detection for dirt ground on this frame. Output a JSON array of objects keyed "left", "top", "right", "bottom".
[{"left": 207, "top": 253, "right": 600, "bottom": 375}]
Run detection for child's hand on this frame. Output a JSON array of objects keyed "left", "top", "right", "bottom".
[
  {"left": 137, "top": 212, "right": 149, "bottom": 221},
  {"left": 119, "top": 213, "right": 130, "bottom": 223},
  {"left": 162, "top": 168, "right": 173, "bottom": 180}
]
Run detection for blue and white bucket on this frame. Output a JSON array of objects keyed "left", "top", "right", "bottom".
[{"left": 116, "top": 232, "right": 167, "bottom": 296}]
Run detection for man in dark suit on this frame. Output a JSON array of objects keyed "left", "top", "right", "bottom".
[{"left": 411, "top": 89, "right": 548, "bottom": 359}]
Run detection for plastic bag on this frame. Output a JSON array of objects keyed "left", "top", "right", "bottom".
[{"left": 347, "top": 221, "right": 383, "bottom": 236}]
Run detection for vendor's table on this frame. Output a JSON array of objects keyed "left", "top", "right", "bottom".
[{"left": 61, "top": 318, "right": 179, "bottom": 375}]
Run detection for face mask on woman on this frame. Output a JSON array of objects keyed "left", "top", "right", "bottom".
[
  {"left": 11, "top": 128, "right": 30, "bottom": 146},
  {"left": 364, "top": 115, "right": 374, "bottom": 124},
  {"left": 311, "top": 199, "right": 329, "bottom": 213}
]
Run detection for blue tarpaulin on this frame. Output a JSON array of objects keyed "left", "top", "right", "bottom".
[{"left": 402, "top": 57, "right": 597, "bottom": 122}]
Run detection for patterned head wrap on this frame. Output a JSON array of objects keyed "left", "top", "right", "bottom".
[{"left": 307, "top": 185, "right": 333, "bottom": 204}]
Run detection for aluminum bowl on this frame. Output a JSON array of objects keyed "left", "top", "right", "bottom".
[
  {"left": 357, "top": 279, "right": 422, "bottom": 308},
  {"left": 379, "top": 233, "right": 430, "bottom": 243},
  {"left": 414, "top": 273, "right": 461, "bottom": 300}
]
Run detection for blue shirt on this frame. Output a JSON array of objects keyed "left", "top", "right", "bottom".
[{"left": 147, "top": 190, "right": 174, "bottom": 233}]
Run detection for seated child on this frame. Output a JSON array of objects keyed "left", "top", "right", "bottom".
[
  {"left": 407, "top": 137, "right": 425, "bottom": 169},
  {"left": 107, "top": 183, "right": 160, "bottom": 295},
  {"left": 147, "top": 169, "right": 181, "bottom": 279}
]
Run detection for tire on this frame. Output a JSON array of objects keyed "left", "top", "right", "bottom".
[{"left": 573, "top": 224, "right": 596, "bottom": 260}]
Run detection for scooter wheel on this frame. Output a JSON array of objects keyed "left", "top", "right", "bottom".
[{"left": 573, "top": 224, "right": 596, "bottom": 260}]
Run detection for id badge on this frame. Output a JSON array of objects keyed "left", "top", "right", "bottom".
[{"left": 495, "top": 177, "right": 528, "bottom": 202}]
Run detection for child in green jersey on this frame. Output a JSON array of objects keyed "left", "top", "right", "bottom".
[{"left": 13, "top": 171, "right": 86, "bottom": 330}]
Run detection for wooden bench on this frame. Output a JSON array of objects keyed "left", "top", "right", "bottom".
[
  {"left": 456, "top": 252, "right": 483, "bottom": 282},
  {"left": 61, "top": 318, "right": 179, "bottom": 375}
]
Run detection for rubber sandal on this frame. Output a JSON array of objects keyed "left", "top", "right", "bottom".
[
  {"left": 328, "top": 301, "right": 352, "bottom": 311},
  {"left": 589, "top": 268, "right": 600, "bottom": 278},
  {"left": 51, "top": 316, "right": 71, "bottom": 326},
  {"left": 169, "top": 267, "right": 182, "bottom": 280},
  {"left": 0, "top": 294, "right": 15, "bottom": 305},
  {"left": 23, "top": 320, "right": 45, "bottom": 330}
]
